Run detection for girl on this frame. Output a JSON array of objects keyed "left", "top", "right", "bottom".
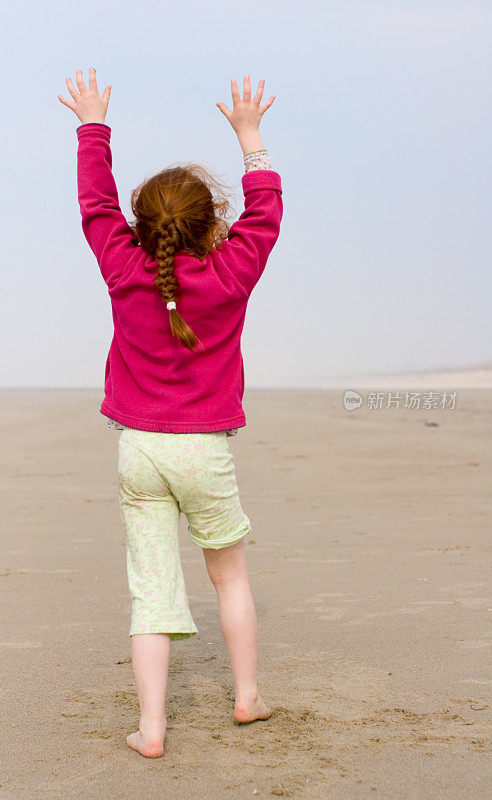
[{"left": 58, "top": 69, "right": 283, "bottom": 758}]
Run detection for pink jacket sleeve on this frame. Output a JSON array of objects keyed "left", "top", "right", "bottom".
[
  {"left": 76, "top": 123, "right": 137, "bottom": 290},
  {"left": 212, "top": 169, "right": 283, "bottom": 298}
]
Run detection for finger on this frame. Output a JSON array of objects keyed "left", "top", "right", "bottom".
[
  {"left": 57, "top": 94, "right": 76, "bottom": 111},
  {"left": 230, "top": 78, "right": 241, "bottom": 105},
  {"left": 102, "top": 85, "right": 112, "bottom": 107},
  {"left": 243, "top": 74, "right": 251, "bottom": 102},
  {"left": 88, "top": 67, "right": 98, "bottom": 94},
  {"left": 259, "top": 94, "right": 276, "bottom": 115},
  {"left": 75, "top": 68, "right": 87, "bottom": 92},
  {"left": 66, "top": 76, "right": 79, "bottom": 101},
  {"left": 216, "top": 102, "right": 232, "bottom": 120},
  {"left": 253, "top": 79, "right": 265, "bottom": 105}
]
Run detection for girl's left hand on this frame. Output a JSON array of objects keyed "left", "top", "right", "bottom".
[{"left": 57, "top": 68, "right": 111, "bottom": 125}]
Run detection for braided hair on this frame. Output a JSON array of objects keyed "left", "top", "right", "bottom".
[
  {"left": 129, "top": 163, "right": 234, "bottom": 352},
  {"left": 154, "top": 216, "right": 199, "bottom": 351}
]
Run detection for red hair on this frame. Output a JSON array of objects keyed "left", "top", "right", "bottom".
[{"left": 129, "top": 163, "right": 235, "bottom": 351}]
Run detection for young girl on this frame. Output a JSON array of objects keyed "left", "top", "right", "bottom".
[{"left": 58, "top": 69, "right": 283, "bottom": 758}]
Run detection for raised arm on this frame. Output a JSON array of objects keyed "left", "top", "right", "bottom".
[
  {"left": 58, "top": 68, "right": 137, "bottom": 290},
  {"left": 212, "top": 76, "right": 283, "bottom": 297},
  {"left": 76, "top": 123, "right": 137, "bottom": 289}
]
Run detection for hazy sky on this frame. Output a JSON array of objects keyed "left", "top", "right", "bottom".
[{"left": 2, "top": 0, "right": 491, "bottom": 388}]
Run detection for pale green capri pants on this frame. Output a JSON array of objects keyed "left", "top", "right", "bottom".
[{"left": 117, "top": 428, "right": 252, "bottom": 639}]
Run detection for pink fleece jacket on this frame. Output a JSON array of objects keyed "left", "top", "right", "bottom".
[{"left": 76, "top": 122, "right": 283, "bottom": 432}]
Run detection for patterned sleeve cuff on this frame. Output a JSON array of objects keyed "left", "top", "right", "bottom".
[{"left": 243, "top": 149, "right": 273, "bottom": 172}]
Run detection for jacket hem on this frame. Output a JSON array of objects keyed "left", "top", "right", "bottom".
[{"left": 100, "top": 402, "right": 246, "bottom": 433}]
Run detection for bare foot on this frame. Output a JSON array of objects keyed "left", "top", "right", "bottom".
[
  {"left": 234, "top": 692, "right": 272, "bottom": 724},
  {"left": 126, "top": 721, "right": 166, "bottom": 758}
]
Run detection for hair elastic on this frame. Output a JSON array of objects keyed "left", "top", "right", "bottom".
[{"left": 166, "top": 301, "right": 176, "bottom": 311}]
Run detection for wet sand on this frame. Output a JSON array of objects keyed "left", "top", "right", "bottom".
[{"left": 0, "top": 387, "right": 490, "bottom": 799}]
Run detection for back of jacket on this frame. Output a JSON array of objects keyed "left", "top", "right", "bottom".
[{"left": 76, "top": 123, "right": 283, "bottom": 432}]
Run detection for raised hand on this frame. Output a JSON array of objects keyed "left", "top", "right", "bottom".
[
  {"left": 57, "top": 68, "right": 111, "bottom": 125},
  {"left": 216, "top": 75, "right": 276, "bottom": 134}
]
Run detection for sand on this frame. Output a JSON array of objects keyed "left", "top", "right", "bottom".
[
  {"left": 304, "top": 366, "right": 492, "bottom": 389},
  {"left": 0, "top": 385, "right": 490, "bottom": 799}
]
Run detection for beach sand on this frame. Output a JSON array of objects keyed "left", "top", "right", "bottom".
[{"left": 0, "top": 385, "right": 490, "bottom": 799}]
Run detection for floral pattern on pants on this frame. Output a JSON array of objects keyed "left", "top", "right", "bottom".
[{"left": 118, "top": 428, "right": 252, "bottom": 638}]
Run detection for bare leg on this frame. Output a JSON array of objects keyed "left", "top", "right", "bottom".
[
  {"left": 126, "top": 632, "right": 170, "bottom": 757},
  {"left": 202, "top": 539, "right": 272, "bottom": 723}
]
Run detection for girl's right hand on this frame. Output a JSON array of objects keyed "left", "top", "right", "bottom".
[{"left": 216, "top": 75, "right": 276, "bottom": 134}]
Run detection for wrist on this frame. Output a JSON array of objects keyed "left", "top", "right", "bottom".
[
  {"left": 79, "top": 118, "right": 108, "bottom": 126},
  {"left": 236, "top": 127, "right": 264, "bottom": 155}
]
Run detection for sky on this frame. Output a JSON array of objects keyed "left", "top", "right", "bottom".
[{"left": 1, "top": 0, "right": 491, "bottom": 388}]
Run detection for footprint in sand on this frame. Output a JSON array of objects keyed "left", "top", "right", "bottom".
[
  {"left": 350, "top": 606, "right": 426, "bottom": 626},
  {"left": 318, "top": 609, "right": 346, "bottom": 621},
  {"left": 0, "top": 641, "right": 43, "bottom": 648},
  {"left": 440, "top": 582, "right": 486, "bottom": 593},
  {"left": 459, "top": 641, "right": 490, "bottom": 650},
  {"left": 1, "top": 568, "right": 81, "bottom": 575},
  {"left": 453, "top": 597, "right": 490, "bottom": 608}
]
